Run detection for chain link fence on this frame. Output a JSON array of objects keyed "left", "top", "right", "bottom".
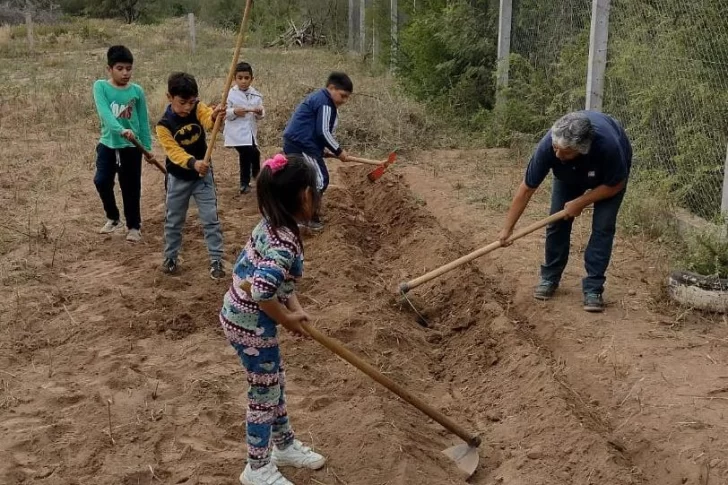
[
  {"left": 605, "top": 0, "right": 728, "bottom": 220},
  {"left": 368, "top": 0, "right": 728, "bottom": 222},
  {"left": 503, "top": 0, "right": 728, "bottom": 221},
  {"left": 510, "top": 0, "right": 591, "bottom": 115}
]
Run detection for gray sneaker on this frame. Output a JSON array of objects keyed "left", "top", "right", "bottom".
[
  {"left": 126, "top": 229, "right": 141, "bottom": 242},
  {"left": 99, "top": 219, "right": 121, "bottom": 234},
  {"left": 209, "top": 260, "right": 225, "bottom": 280},
  {"left": 533, "top": 280, "right": 558, "bottom": 300},
  {"left": 307, "top": 220, "right": 324, "bottom": 233},
  {"left": 583, "top": 293, "right": 605, "bottom": 313}
]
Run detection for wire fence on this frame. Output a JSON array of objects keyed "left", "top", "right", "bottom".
[
  {"left": 510, "top": 0, "right": 591, "bottom": 115},
  {"left": 358, "top": 0, "right": 728, "bottom": 222},
  {"left": 507, "top": 0, "right": 728, "bottom": 220},
  {"left": 604, "top": 0, "right": 728, "bottom": 220}
]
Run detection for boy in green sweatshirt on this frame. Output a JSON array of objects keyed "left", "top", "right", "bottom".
[{"left": 92, "top": 45, "right": 153, "bottom": 242}]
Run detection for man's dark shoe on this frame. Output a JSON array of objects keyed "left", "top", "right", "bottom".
[
  {"left": 583, "top": 293, "right": 605, "bottom": 313},
  {"left": 533, "top": 280, "right": 558, "bottom": 300},
  {"left": 240, "top": 185, "right": 250, "bottom": 194}
]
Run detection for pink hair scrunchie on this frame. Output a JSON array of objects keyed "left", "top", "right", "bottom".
[{"left": 263, "top": 153, "right": 288, "bottom": 173}]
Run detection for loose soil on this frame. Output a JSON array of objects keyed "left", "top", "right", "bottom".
[{"left": 2, "top": 144, "right": 728, "bottom": 485}]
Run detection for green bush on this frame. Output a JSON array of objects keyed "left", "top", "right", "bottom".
[
  {"left": 398, "top": 1, "right": 497, "bottom": 116},
  {"left": 682, "top": 232, "right": 728, "bottom": 278}
]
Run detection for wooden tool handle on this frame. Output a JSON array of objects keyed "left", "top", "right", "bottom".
[
  {"left": 300, "top": 321, "right": 481, "bottom": 447},
  {"left": 324, "top": 152, "right": 383, "bottom": 166},
  {"left": 199, "top": 0, "right": 253, "bottom": 173},
  {"left": 346, "top": 155, "right": 385, "bottom": 166},
  {"left": 399, "top": 209, "right": 569, "bottom": 293},
  {"left": 128, "top": 137, "right": 166, "bottom": 175}
]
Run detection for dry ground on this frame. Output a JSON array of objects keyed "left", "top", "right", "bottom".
[{"left": 2, "top": 18, "right": 728, "bottom": 485}]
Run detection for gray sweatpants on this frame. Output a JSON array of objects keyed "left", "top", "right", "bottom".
[{"left": 164, "top": 171, "right": 223, "bottom": 262}]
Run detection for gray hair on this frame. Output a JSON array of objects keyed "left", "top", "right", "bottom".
[{"left": 550, "top": 112, "right": 595, "bottom": 154}]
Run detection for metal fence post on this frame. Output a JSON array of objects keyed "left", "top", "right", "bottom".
[
  {"left": 496, "top": 0, "right": 512, "bottom": 105},
  {"left": 348, "top": 0, "right": 355, "bottom": 52},
  {"left": 391, "top": 0, "right": 398, "bottom": 71},
  {"left": 585, "top": 0, "right": 611, "bottom": 111},
  {"left": 722, "top": 144, "right": 728, "bottom": 216},
  {"left": 359, "top": 0, "right": 366, "bottom": 54}
]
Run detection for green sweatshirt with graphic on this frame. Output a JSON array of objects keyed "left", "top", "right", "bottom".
[{"left": 92, "top": 80, "right": 152, "bottom": 151}]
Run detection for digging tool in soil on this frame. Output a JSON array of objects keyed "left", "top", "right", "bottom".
[
  {"left": 325, "top": 152, "right": 398, "bottom": 182},
  {"left": 365, "top": 152, "right": 397, "bottom": 182},
  {"left": 399, "top": 209, "right": 570, "bottom": 294},
  {"left": 129, "top": 137, "right": 166, "bottom": 174},
  {"left": 299, "top": 320, "right": 481, "bottom": 477},
  {"left": 237, "top": 279, "right": 480, "bottom": 476}
]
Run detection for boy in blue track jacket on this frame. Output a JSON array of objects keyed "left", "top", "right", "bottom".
[{"left": 282, "top": 72, "right": 352, "bottom": 232}]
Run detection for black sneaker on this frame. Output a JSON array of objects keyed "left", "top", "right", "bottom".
[
  {"left": 240, "top": 185, "right": 250, "bottom": 194},
  {"left": 210, "top": 260, "right": 225, "bottom": 280},
  {"left": 162, "top": 258, "right": 178, "bottom": 275},
  {"left": 583, "top": 293, "right": 605, "bottom": 313},
  {"left": 533, "top": 280, "right": 558, "bottom": 300}
]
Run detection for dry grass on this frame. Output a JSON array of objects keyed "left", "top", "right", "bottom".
[
  {"left": 0, "top": 25, "right": 11, "bottom": 47},
  {"left": 0, "top": 17, "right": 450, "bottom": 287},
  {"left": 1, "top": 17, "right": 442, "bottom": 156}
]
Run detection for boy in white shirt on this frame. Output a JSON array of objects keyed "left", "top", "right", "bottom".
[{"left": 224, "top": 62, "right": 265, "bottom": 194}]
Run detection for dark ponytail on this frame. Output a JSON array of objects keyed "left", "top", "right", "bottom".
[{"left": 256, "top": 154, "right": 318, "bottom": 243}]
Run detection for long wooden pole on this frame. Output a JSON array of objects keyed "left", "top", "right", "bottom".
[
  {"left": 300, "top": 322, "right": 481, "bottom": 447},
  {"left": 200, "top": 0, "right": 253, "bottom": 172},
  {"left": 400, "top": 210, "right": 569, "bottom": 293}
]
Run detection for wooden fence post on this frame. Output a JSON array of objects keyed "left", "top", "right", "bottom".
[
  {"left": 25, "top": 8, "right": 34, "bottom": 50},
  {"left": 188, "top": 13, "right": 196, "bottom": 52},
  {"left": 359, "top": 0, "right": 366, "bottom": 54}
]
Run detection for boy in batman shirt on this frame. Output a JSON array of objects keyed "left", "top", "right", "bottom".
[{"left": 156, "top": 72, "right": 226, "bottom": 280}]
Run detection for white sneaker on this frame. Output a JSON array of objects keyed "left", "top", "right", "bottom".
[
  {"left": 239, "top": 463, "right": 293, "bottom": 485},
  {"left": 126, "top": 229, "right": 141, "bottom": 242},
  {"left": 271, "top": 440, "right": 326, "bottom": 470},
  {"left": 99, "top": 219, "right": 120, "bottom": 234}
]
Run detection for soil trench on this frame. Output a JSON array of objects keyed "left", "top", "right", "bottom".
[{"left": 1, "top": 160, "right": 642, "bottom": 484}]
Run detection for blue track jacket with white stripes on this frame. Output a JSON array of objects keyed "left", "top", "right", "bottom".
[{"left": 282, "top": 88, "right": 342, "bottom": 159}]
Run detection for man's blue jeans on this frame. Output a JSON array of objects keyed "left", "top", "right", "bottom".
[{"left": 541, "top": 179, "right": 626, "bottom": 295}]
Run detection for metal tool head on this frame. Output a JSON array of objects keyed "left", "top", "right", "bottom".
[
  {"left": 367, "top": 152, "right": 398, "bottom": 182},
  {"left": 442, "top": 442, "right": 480, "bottom": 478},
  {"left": 398, "top": 289, "right": 429, "bottom": 327}
]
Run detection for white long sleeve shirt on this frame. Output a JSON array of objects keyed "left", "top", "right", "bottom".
[{"left": 224, "top": 85, "right": 265, "bottom": 147}]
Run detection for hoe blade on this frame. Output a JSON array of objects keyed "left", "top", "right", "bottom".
[
  {"left": 442, "top": 442, "right": 479, "bottom": 478},
  {"left": 367, "top": 152, "right": 398, "bottom": 182}
]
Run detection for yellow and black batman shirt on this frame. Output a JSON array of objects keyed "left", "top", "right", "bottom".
[{"left": 156, "top": 102, "right": 215, "bottom": 181}]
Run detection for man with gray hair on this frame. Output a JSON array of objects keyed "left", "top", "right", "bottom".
[{"left": 498, "top": 111, "right": 632, "bottom": 312}]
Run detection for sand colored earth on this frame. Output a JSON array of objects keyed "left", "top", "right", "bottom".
[{"left": 2, "top": 146, "right": 728, "bottom": 485}]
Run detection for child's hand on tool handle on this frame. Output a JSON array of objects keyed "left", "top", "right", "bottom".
[
  {"left": 212, "top": 104, "right": 226, "bottom": 121},
  {"left": 281, "top": 311, "right": 311, "bottom": 337},
  {"left": 194, "top": 159, "right": 209, "bottom": 176},
  {"left": 121, "top": 129, "right": 137, "bottom": 142},
  {"left": 233, "top": 106, "right": 250, "bottom": 116},
  {"left": 323, "top": 150, "right": 350, "bottom": 162}
]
